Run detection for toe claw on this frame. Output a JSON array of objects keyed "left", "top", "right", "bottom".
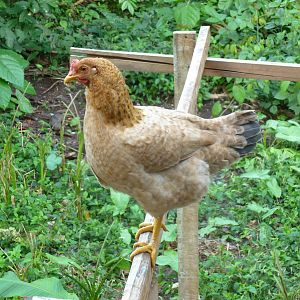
[
  {"left": 133, "top": 241, "right": 148, "bottom": 248},
  {"left": 135, "top": 225, "right": 153, "bottom": 240},
  {"left": 130, "top": 243, "right": 156, "bottom": 268}
]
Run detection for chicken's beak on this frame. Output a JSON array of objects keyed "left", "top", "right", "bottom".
[{"left": 64, "top": 74, "right": 78, "bottom": 85}]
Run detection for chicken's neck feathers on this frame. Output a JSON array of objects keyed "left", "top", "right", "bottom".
[{"left": 86, "top": 79, "right": 142, "bottom": 127}]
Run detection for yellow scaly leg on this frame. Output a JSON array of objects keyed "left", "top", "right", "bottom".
[{"left": 130, "top": 216, "right": 166, "bottom": 268}]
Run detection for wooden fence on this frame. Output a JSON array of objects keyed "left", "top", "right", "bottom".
[{"left": 65, "top": 26, "right": 300, "bottom": 300}]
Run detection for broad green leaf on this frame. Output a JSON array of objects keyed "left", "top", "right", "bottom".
[
  {"left": 0, "top": 271, "right": 78, "bottom": 299},
  {"left": 174, "top": 4, "right": 200, "bottom": 29},
  {"left": 218, "top": 0, "right": 233, "bottom": 10},
  {"left": 115, "top": 258, "right": 130, "bottom": 271},
  {"left": 156, "top": 250, "right": 178, "bottom": 272},
  {"left": 210, "top": 217, "right": 238, "bottom": 226},
  {"left": 232, "top": 85, "right": 246, "bottom": 103},
  {"left": 110, "top": 189, "right": 130, "bottom": 216},
  {"left": 280, "top": 81, "right": 290, "bottom": 92},
  {"left": 14, "top": 80, "right": 36, "bottom": 95},
  {"left": 0, "top": 55, "right": 24, "bottom": 87},
  {"left": 60, "top": 20, "right": 68, "bottom": 29},
  {"left": 15, "top": 90, "right": 33, "bottom": 113},
  {"left": 265, "top": 119, "right": 280, "bottom": 130},
  {"left": 269, "top": 105, "right": 278, "bottom": 114},
  {"left": 120, "top": 228, "right": 131, "bottom": 245},
  {"left": 0, "top": 1, "right": 6, "bottom": 8},
  {"left": 0, "top": 49, "right": 28, "bottom": 68},
  {"left": 70, "top": 116, "right": 80, "bottom": 127},
  {"left": 291, "top": 166, "right": 300, "bottom": 173},
  {"left": 240, "top": 169, "right": 270, "bottom": 179},
  {"left": 262, "top": 207, "right": 279, "bottom": 220},
  {"left": 266, "top": 177, "right": 282, "bottom": 198},
  {"left": 199, "top": 225, "right": 217, "bottom": 237},
  {"left": 0, "top": 79, "right": 12, "bottom": 109},
  {"left": 274, "top": 90, "right": 288, "bottom": 100},
  {"left": 247, "top": 202, "right": 269, "bottom": 214},
  {"left": 276, "top": 125, "right": 300, "bottom": 144},
  {"left": 212, "top": 101, "right": 222, "bottom": 117},
  {"left": 45, "top": 253, "right": 81, "bottom": 269},
  {"left": 259, "top": 223, "right": 269, "bottom": 244},
  {"left": 204, "top": 5, "right": 226, "bottom": 22},
  {"left": 46, "top": 152, "right": 62, "bottom": 171},
  {"left": 161, "top": 224, "right": 177, "bottom": 242}
]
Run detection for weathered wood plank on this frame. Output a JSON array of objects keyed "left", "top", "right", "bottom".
[
  {"left": 122, "top": 213, "right": 165, "bottom": 300},
  {"left": 70, "top": 48, "right": 300, "bottom": 81},
  {"left": 176, "top": 26, "right": 210, "bottom": 113},
  {"left": 203, "top": 67, "right": 300, "bottom": 81},
  {"left": 70, "top": 47, "right": 173, "bottom": 63},
  {"left": 174, "top": 31, "right": 198, "bottom": 300},
  {"left": 173, "top": 31, "right": 197, "bottom": 108},
  {"left": 205, "top": 57, "right": 300, "bottom": 80},
  {"left": 70, "top": 55, "right": 172, "bottom": 73},
  {"left": 174, "top": 26, "right": 210, "bottom": 300}
]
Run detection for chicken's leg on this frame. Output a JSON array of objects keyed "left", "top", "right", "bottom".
[{"left": 130, "top": 216, "right": 166, "bottom": 268}]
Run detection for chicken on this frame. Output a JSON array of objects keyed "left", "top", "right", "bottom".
[{"left": 64, "top": 57, "right": 261, "bottom": 267}]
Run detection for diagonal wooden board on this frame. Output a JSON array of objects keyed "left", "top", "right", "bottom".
[{"left": 122, "top": 26, "right": 210, "bottom": 300}]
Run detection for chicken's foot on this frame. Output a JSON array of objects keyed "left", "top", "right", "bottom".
[
  {"left": 134, "top": 221, "right": 167, "bottom": 240},
  {"left": 130, "top": 216, "right": 166, "bottom": 268}
]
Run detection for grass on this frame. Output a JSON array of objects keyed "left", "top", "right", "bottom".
[{"left": 0, "top": 106, "right": 299, "bottom": 299}]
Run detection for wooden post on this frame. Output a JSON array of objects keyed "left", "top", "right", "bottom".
[
  {"left": 174, "top": 26, "right": 210, "bottom": 300},
  {"left": 122, "top": 213, "right": 165, "bottom": 300},
  {"left": 173, "top": 32, "right": 197, "bottom": 108}
]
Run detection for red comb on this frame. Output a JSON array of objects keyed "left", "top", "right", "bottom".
[{"left": 70, "top": 59, "right": 80, "bottom": 72}]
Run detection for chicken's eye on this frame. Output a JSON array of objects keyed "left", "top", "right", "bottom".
[{"left": 80, "top": 66, "right": 87, "bottom": 71}]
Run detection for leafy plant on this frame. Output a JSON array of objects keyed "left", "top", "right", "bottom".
[
  {"left": 265, "top": 119, "right": 300, "bottom": 144},
  {"left": 47, "top": 222, "right": 125, "bottom": 299},
  {"left": 157, "top": 250, "right": 178, "bottom": 272},
  {"left": 119, "top": 0, "right": 137, "bottom": 15},
  {"left": 0, "top": 49, "right": 35, "bottom": 113},
  {"left": 0, "top": 271, "right": 78, "bottom": 299}
]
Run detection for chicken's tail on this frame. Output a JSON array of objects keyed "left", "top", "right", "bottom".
[
  {"left": 235, "top": 120, "right": 261, "bottom": 156},
  {"left": 220, "top": 110, "right": 262, "bottom": 156},
  {"left": 201, "top": 110, "right": 261, "bottom": 174}
]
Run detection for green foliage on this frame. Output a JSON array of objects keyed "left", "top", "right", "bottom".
[
  {"left": 0, "top": 1, "right": 299, "bottom": 299},
  {"left": 211, "top": 100, "right": 222, "bottom": 117},
  {"left": 0, "top": 49, "right": 35, "bottom": 113},
  {"left": 265, "top": 119, "right": 300, "bottom": 143},
  {"left": 0, "top": 271, "right": 78, "bottom": 299},
  {"left": 156, "top": 250, "right": 178, "bottom": 272},
  {"left": 46, "top": 152, "right": 63, "bottom": 171},
  {"left": 0, "top": 115, "right": 137, "bottom": 298},
  {"left": 119, "top": 0, "right": 137, "bottom": 15},
  {"left": 1, "top": 0, "right": 300, "bottom": 115},
  {"left": 196, "top": 131, "right": 300, "bottom": 299}
]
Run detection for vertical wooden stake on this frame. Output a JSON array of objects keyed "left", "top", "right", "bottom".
[
  {"left": 173, "top": 32, "right": 197, "bottom": 109},
  {"left": 173, "top": 31, "right": 198, "bottom": 300},
  {"left": 174, "top": 26, "right": 210, "bottom": 300}
]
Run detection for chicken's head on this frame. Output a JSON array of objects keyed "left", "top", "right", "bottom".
[{"left": 64, "top": 57, "right": 124, "bottom": 88}]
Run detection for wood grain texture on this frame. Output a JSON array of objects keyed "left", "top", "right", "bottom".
[
  {"left": 176, "top": 26, "right": 210, "bottom": 114},
  {"left": 173, "top": 28, "right": 206, "bottom": 300},
  {"left": 70, "top": 49, "right": 300, "bottom": 81},
  {"left": 173, "top": 31, "right": 197, "bottom": 108},
  {"left": 122, "top": 214, "right": 165, "bottom": 300}
]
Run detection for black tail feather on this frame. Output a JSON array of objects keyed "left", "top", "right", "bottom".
[{"left": 235, "top": 121, "right": 262, "bottom": 156}]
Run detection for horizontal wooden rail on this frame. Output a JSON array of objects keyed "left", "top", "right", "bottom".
[{"left": 71, "top": 47, "right": 300, "bottom": 81}]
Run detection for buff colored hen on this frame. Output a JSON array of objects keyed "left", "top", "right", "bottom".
[{"left": 64, "top": 57, "right": 261, "bottom": 267}]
